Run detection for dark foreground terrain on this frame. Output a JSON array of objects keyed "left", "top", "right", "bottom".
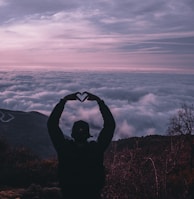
[{"left": 1, "top": 135, "right": 194, "bottom": 199}]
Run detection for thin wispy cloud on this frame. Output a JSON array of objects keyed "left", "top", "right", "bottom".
[{"left": 0, "top": 0, "right": 193, "bottom": 72}]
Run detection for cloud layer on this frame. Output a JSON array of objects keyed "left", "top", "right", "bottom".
[{"left": 1, "top": 70, "right": 194, "bottom": 140}]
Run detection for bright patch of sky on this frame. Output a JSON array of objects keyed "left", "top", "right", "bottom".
[{"left": 0, "top": 0, "right": 194, "bottom": 72}]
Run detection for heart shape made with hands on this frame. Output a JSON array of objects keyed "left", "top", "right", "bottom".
[{"left": 76, "top": 92, "right": 88, "bottom": 102}]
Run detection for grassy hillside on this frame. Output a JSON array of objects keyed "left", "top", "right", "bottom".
[{"left": 1, "top": 135, "right": 194, "bottom": 199}]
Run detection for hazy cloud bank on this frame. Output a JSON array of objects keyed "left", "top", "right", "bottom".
[{"left": 0, "top": 70, "right": 194, "bottom": 139}]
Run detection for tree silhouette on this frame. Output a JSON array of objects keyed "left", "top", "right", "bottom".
[
  {"left": 167, "top": 104, "right": 194, "bottom": 136},
  {"left": 167, "top": 103, "right": 194, "bottom": 170}
]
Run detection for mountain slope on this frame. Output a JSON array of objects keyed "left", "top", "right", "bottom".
[{"left": 0, "top": 108, "right": 56, "bottom": 158}]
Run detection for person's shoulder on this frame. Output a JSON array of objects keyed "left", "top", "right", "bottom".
[
  {"left": 63, "top": 139, "right": 75, "bottom": 147},
  {"left": 89, "top": 140, "right": 97, "bottom": 144},
  {"left": 88, "top": 140, "right": 98, "bottom": 147},
  {"left": 88, "top": 140, "right": 103, "bottom": 151}
]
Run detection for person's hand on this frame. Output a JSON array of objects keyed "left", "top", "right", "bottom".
[
  {"left": 84, "top": 92, "right": 101, "bottom": 102},
  {"left": 63, "top": 92, "right": 79, "bottom": 101}
]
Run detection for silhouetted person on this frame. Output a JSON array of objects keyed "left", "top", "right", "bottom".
[{"left": 47, "top": 92, "right": 115, "bottom": 199}]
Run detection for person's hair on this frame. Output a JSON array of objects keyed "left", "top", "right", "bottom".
[{"left": 71, "top": 120, "right": 91, "bottom": 141}]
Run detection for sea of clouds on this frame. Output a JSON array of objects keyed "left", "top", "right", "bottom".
[{"left": 0, "top": 70, "right": 194, "bottom": 140}]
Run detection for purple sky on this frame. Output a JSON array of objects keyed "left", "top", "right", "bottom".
[{"left": 0, "top": 0, "right": 194, "bottom": 72}]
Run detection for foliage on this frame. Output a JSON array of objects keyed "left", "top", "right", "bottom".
[
  {"left": 1, "top": 135, "right": 194, "bottom": 198},
  {"left": 0, "top": 137, "right": 57, "bottom": 187},
  {"left": 166, "top": 104, "right": 194, "bottom": 172},
  {"left": 167, "top": 103, "right": 194, "bottom": 136}
]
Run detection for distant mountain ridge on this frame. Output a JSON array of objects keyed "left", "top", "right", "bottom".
[{"left": 0, "top": 108, "right": 57, "bottom": 158}]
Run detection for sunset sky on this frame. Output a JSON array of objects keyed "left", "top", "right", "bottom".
[{"left": 0, "top": 0, "right": 194, "bottom": 72}]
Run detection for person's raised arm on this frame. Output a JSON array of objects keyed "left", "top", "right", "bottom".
[
  {"left": 47, "top": 93, "right": 78, "bottom": 151},
  {"left": 86, "top": 92, "right": 116, "bottom": 151}
]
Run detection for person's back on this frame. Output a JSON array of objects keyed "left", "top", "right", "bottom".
[
  {"left": 58, "top": 140, "right": 105, "bottom": 199},
  {"left": 47, "top": 92, "right": 115, "bottom": 199}
]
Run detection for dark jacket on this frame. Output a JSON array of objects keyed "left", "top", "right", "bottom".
[{"left": 47, "top": 99, "right": 115, "bottom": 198}]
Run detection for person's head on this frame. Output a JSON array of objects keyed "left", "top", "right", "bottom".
[{"left": 71, "top": 120, "right": 91, "bottom": 142}]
